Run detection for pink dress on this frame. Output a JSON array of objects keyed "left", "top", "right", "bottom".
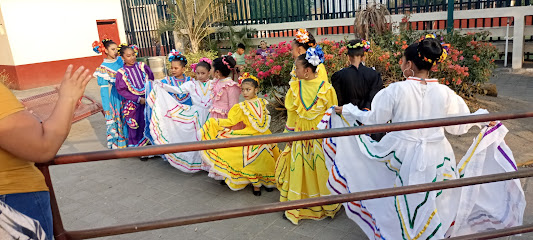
[{"left": 210, "top": 77, "right": 244, "bottom": 129}]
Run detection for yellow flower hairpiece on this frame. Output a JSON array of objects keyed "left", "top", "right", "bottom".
[
  {"left": 418, "top": 34, "right": 449, "bottom": 65},
  {"left": 346, "top": 39, "right": 370, "bottom": 51},
  {"left": 238, "top": 72, "right": 260, "bottom": 86}
]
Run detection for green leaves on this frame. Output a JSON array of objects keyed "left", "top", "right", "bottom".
[{"left": 160, "top": 0, "right": 226, "bottom": 53}]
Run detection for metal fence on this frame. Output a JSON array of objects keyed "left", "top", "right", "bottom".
[
  {"left": 120, "top": 0, "right": 532, "bottom": 57},
  {"left": 120, "top": 0, "right": 175, "bottom": 57},
  {"left": 227, "top": 0, "right": 533, "bottom": 25},
  {"left": 39, "top": 111, "right": 533, "bottom": 239}
]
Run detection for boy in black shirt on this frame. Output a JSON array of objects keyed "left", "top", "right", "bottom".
[{"left": 331, "top": 39, "right": 385, "bottom": 140}]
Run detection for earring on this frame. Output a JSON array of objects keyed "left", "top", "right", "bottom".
[
  {"left": 304, "top": 73, "right": 309, "bottom": 79},
  {"left": 403, "top": 69, "right": 415, "bottom": 79}
]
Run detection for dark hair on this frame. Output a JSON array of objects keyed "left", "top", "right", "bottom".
[
  {"left": 347, "top": 39, "right": 366, "bottom": 57},
  {"left": 118, "top": 44, "right": 133, "bottom": 56},
  {"left": 171, "top": 54, "right": 187, "bottom": 67},
  {"left": 404, "top": 38, "right": 443, "bottom": 71},
  {"left": 237, "top": 43, "right": 246, "bottom": 50},
  {"left": 196, "top": 61, "right": 212, "bottom": 72},
  {"left": 293, "top": 32, "right": 316, "bottom": 50},
  {"left": 296, "top": 54, "right": 318, "bottom": 73},
  {"left": 213, "top": 56, "right": 236, "bottom": 77},
  {"left": 241, "top": 78, "right": 259, "bottom": 88},
  {"left": 102, "top": 39, "right": 117, "bottom": 49}
]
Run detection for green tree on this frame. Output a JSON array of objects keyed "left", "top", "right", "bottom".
[{"left": 159, "top": 0, "right": 226, "bottom": 53}]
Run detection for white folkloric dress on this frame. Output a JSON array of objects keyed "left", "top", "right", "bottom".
[
  {"left": 147, "top": 80, "right": 212, "bottom": 173},
  {"left": 319, "top": 77, "right": 525, "bottom": 239}
]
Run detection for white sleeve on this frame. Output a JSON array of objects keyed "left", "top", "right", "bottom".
[
  {"left": 160, "top": 80, "right": 193, "bottom": 94},
  {"left": 444, "top": 92, "right": 488, "bottom": 135},
  {"left": 342, "top": 89, "right": 394, "bottom": 125}
]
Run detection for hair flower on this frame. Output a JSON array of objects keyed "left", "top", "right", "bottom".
[
  {"left": 418, "top": 33, "right": 449, "bottom": 65},
  {"left": 199, "top": 57, "right": 212, "bottom": 65},
  {"left": 238, "top": 72, "right": 260, "bottom": 85},
  {"left": 346, "top": 39, "right": 371, "bottom": 52},
  {"left": 305, "top": 45, "right": 325, "bottom": 68},
  {"left": 295, "top": 28, "right": 310, "bottom": 44},
  {"left": 168, "top": 49, "right": 180, "bottom": 62},
  {"left": 191, "top": 57, "right": 212, "bottom": 72},
  {"left": 130, "top": 45, "right": 139, "bottom": 56},
  {"left": 92, "top": 41, "right": 105, "bottom": 54}
]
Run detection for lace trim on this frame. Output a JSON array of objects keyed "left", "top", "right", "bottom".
[
  {"left": 94, "top": 66, "right": 118, "bottom": 82},
  {"left": 210, "top": 77, "right": 240, "bottom": 102},
  {"left": 210, "top": 107, "right": 229, "bottom": 115},
  {"left": 239, "top": 98, "right": 270, "bottom": 133}
]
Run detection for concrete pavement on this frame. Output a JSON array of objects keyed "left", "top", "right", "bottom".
[{"left": 10, "top": 69, "right": 533, "bottom": 239}]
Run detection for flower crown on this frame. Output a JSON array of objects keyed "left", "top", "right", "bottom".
[
  {"left": 347, "top": 39, "right": 371, "bottom": 51},
  {"left": 118, "top": 43, "right": 139, "bottom": 56},
  {"left": 168, "top": 49, "right": 187, "bottom": 64},
  {"left": 295, "top": 28, "right": 310, "bottom": 44},
  {"left": 92, "top": 40, "right": 105, "bottom": 54},
  {"left": 418, "top": 34, "right": 448, "bottom": 65},
  {"left": 305, "top": 45, "right": 325, "bottom": 69},
  {"left": 191, "top": 57, "right": 213, "bottom": 72},
  {"left": 238, "top": 72, "right": 260, "bottom": 86}
]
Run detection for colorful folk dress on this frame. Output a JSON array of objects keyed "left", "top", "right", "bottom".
[
  {"left": 94, "top": 57, "right": 128, "bottom": 149},
  {"left": 275, "top": 76, "right": 341, "bottom": 224},
  {"left": 319, "top": 77, "right": 525, "bottom": 239},
  {"left": 144, "top": 75, "right": 192, "bottom": 144},
  {"left": 116, "top": 62, "right": 154, "bottom": 147},
  {"left": 147, "top": 79, "right": 212, "bottom": 173},
  {"left": 201, "top": 97, "right": 280, "bottom": 190}
]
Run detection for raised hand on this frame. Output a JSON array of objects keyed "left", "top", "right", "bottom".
[{"left": 58, "top": 65, "right": 93, "bottom": 102}]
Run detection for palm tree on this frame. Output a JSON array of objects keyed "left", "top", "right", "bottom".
[
  {"left": 160, "top": 0, "right": 226, "bottom": 53},
  {"left": 353, "top": 3, "right": 391, "bottom": 39}
]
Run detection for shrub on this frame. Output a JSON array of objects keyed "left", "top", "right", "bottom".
[
  {"left": 242, "top": 28, "right": 498, "bottom": 105},
  {"left": 366, "top": 30, "right": 498, "bottom": 97},
  {"left": 243, "top": 41, "right": 294, "bottom": 95},
  {"left": 0, "top": 70, "right": 13, "bottom": 89},
  {"left": 165, "top": 50, "right": 218, "bottom": 78}
]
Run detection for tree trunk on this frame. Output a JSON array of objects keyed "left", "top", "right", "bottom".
[{"left": 190, "top": 38, "right": 200, "bottom": 53}]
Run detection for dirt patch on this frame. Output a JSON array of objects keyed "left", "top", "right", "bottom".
[{"left": 267, "top": 103, "right": 287, "bottom": 134}]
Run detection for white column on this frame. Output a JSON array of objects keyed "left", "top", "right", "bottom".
[{"left": 512, "top": 14, "right": 524, "bottom": 70}]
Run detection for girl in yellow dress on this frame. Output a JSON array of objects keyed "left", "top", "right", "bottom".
[
  {"left": 201, "top": 73, "right": 280, "bottom": 196},
  {"left": 276, "top": 45, "right": 341, "bottom": 224}
]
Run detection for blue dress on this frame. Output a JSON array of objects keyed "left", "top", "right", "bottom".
[
  {"left": 94, "top": 57, "right": 128, "bottom": 149},
  {"left": 144, "top": 74, "right": 192, "bottom": 143}
]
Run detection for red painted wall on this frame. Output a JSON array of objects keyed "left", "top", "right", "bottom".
[{"left": 0, "top": 55, "right": 102, "bottom": 90}]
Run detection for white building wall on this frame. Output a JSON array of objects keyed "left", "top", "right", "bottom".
[
  {"left": 0, "top": 0, "right": 126, "bottom": 65},
  {"left": 0, "top": 5, "right": 14, "bottom": 65}
]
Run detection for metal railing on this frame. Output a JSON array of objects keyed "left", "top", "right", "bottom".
[
  {"left": 42, "top": 111, "right": 533, "bottom": 239},
  {"left": 227, "top": 0, "right": 532, "bottom": 25}
]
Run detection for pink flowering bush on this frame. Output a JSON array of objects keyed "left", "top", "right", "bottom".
[
  {"left": 243, "top": 41, "right": 294, "bottom": 95},
  {"left": 368, "top": 30, "right": 498, "bottom": 97},
  {"left": 244, "top": 27, "right": 497, "bottom": 100}
]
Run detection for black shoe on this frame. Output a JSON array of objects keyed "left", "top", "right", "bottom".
[
  {"left": 252, "top": 188, "right": 261, "bottom": 196},
  {"left": 265, "top": 187, "right": 274, "bottom": 192},
  {"left": 220, "top": 180, "right": 227, "bottom": 186},
  {"left": 139, "top": 156, "right": 149, "bottom": 161},
  {"left": 282, "top": 213, "right": 288, "bottom": 220}
]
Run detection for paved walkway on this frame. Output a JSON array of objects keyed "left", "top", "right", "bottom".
[
  {"left": 491, "top": 70, "right": 533, "bottom": 103},
  {"left": 12, "top": 69, "right": 533, "bottom": 239}
]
